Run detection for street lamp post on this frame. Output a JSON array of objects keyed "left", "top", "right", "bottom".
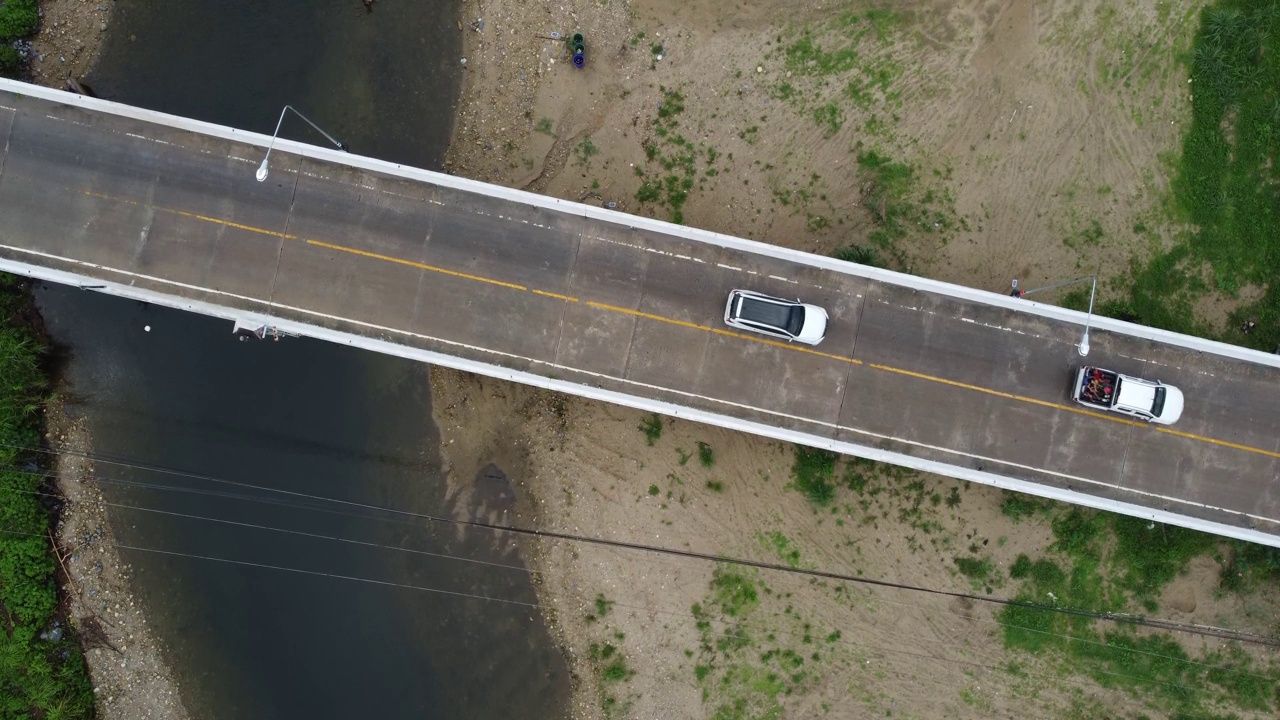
[
  {"left": 1010, "top": 274, "right": 1098, "bottom": 357},
  {"left": 256, "top": 105, "right": 349, "bottom": 182}
]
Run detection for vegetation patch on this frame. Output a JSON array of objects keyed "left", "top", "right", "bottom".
[
  {"left": 1108, "top": 0, "right": 1280, "bottom": 349},
  {"left": 691, "top": 566, "right": 831, "bottom": 719},
  {"left": 788, "top": 445, "right": 837, "bottom": 506},
  {"left": 763, "top": 531, "right": 802, "bottom": 568},
  {"left": 634, "top": 87, "right": 721, "bottom": 224},
  {"left": 710, "top": 567, "right": 760, "bottom": 618},
  {"left": 1220, "top": 540, "right": 1280, "bottom": 592},
  {"left": 697, "top": 441, "right": 715, "bottom": 468},
  {"left": 1000, "top": 491, "right": 1056, "bottom": 522},
  {"left": 999, "top": 501, "right": 1280, "bottom": 716},
  {"left": 574, "top": 135, "right": 600, "bottom": 167},
  {"left": 0, "top": 275, "right": 96, "bottom": 719},
  {"left": 0, "top": 0, "right": 38, "bottom": 42},
  {"left": 640, "top": 413, "right": 663, "bottom": 445},
  {"left": 854, "top": 148, "right": 961, "bottom": 267},
  {"left": 830, "top": 243, "right": 884, "bottom": 268}
]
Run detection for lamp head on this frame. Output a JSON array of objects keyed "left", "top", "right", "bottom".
[
  {"left": 255, "top": 158, "right": 269, "bottom": 182},
  {"left": 1077, "top": 332, "right": 1090, "bottom": 357}
]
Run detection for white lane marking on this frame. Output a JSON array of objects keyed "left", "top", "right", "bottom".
[
  {"left": 3, "top": 243, "right": 1277, "bottom": 530},
  {"left": 717, "top": 263, "right": 742, "bottom": 272},
  {"left": 960, "top": 316, "right": 1032, "bottom": 336},
  {"left": 126, "top": 132, "right": 174, "bottom": 146}
]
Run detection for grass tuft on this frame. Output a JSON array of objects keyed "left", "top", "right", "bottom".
[
  {"left": 789, "top": 445, "right": 837, "bottom": 506},
  {"left": 640, "top": 413, "right": 663, "bottom": 445}
]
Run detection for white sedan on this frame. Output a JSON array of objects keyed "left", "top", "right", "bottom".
[{"left": 723, "top": 289, "right": 829, "bottom": 345}]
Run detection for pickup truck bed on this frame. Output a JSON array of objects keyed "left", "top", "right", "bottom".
[{"left": 1076, "top": 366, "right": 1118, "bottom": 409}]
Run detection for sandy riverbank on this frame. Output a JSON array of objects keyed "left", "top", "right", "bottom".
[
  {"left": 45, "top": 401, "right": 191, "bottom": 720},
  {"left": 435, "top": 1, "right": 1280, "bottom": 718},
  {"left": 26, "top": 0, "right": 114, "bottom": 89}
]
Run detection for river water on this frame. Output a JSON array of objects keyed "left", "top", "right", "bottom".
[
  {"left": 33, "top": 2, "right": 571, "bottom": 718},
  {"left": 87, "top": 0, "right": 463, "bottom": 170}
]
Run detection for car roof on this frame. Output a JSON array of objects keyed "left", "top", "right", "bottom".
[
  {"left": 1116, "top": 376, "right": 1157, "bottom": 412},
  {"left": 736, "top": 293, "right": 797, "bottom": 331}
]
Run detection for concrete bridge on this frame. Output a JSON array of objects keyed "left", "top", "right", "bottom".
[{"left": 2, "top": 78, "right": 1278, "bottom": 548}]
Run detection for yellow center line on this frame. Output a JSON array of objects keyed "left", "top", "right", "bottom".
[
  {"left": 304, "top": 240, "right": 527, "bottom": 291},
  {"left": 84, "top": 189, "right": 1280, "bottom": 461},
  {"left": 1156, "top": 427, "right": 1280, "bottom": 459},
  {"left": 584, "top": 301, "right": 862, "bottom": 364},
  {"left": 867, "top": 363, "right": 1144, "bottom": 427},
  {"left": 532, "top": 289, "right": 580, "bottom": 302},
  {"left": 83, "top": 191, "right": 300, "bottom": 240}
]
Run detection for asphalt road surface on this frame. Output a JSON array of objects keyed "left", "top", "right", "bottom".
[{"left": 2, "top": 83, "right": 1278, "bottom": 545}]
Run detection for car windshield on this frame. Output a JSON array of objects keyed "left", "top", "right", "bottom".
[
  {"left": 786, "top": 306, "right": 805, "bottom": 336},
  {"left": 1152, "top": 387, "right": 1166, "bottom": 417}
]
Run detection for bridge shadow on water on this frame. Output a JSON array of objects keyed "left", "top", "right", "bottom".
[{"left": 36, "top": 283, "right": 570, "bottom": 720}]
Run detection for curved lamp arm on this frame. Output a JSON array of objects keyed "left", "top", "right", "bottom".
[{"left": 256, "top": 105, "right": 348, "bottom": 182}]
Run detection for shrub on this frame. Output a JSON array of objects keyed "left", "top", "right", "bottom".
[
  {"left": 0, "top": 276, "right": 95, "bottom": 718},
  {"left": 0, "top": 0, "right": 38, "bottom": 40},
  {"left": 790, "top": 445, "right": 837, "bottom": 506},
  {"left": 0, "top": 45, "right": 22, "bottom": 76},
  {"left": 639, "top": 413, "right": 662, "bottom": 445}
]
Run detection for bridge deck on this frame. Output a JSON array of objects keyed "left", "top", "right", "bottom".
[{"left": 2, "top": 82, "right": 1278, "bottom": 545}]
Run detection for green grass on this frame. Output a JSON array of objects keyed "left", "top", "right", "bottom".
[
  {"left": 1109, "top": 0, "right": 1280, "bottom": 348},
  {"left": 0, "top": 45, "right": 22, "bottom": 77},
  {"left": 1000, "top": 491, "right": 1056, "bottom": 522},
  {"left": 953, "top": 556, "right": 994, "bottom": 580},
  {"left": 710, "top": 568, "right": 759, "bottom": 618},
  {"left": 830, "top": 244, "right": 884, "bottom": 268},
  {"left": 595, "top": 594, "right": 614, "bottom": 617},
  {"left": 854, "top": 149, "right": 959, "bottom": 265},
  {"left": 601, "top": 660, "right": 629, "bottom": 681},
  {"left": 764, "top": 531, "right": 801, "bottom": 568},
  {"left": 0, "top": 0, "right": 37, "bottom": 40},
  {"left": 789, "top": 445, "right": 837, "bottom": 506},
  {"left": 1220, "top": 540, "right": 1280, "bottom": 592},
  {"left": 999, "top": 501, "right": 1280, "bottom": 716},
  {"left": 782, "top": 10, "right": 900, "bottom": 78},
  {"left": 634, "top": 87, "right": 705, "bottom": 224},
  {"left": 1109, "top": 515, "right": 1216, "bottom": 602},
  {"left": 640, "top": 413, "right": 663, "bottom": 445},
  {"left": 0, "top": 274, "right": 96, "bottom": 720},
  {"left": 812, "top": 103, "right": 844, "bottom": 136},
  {"left": 574, "top": 135, "right": 599, "bottom": 167},
  {"left": 697, "top": 441, "right": 715, "bottom": 468},
  {"left": 692, "top": 567, "right": 820, "bottom": 720}
]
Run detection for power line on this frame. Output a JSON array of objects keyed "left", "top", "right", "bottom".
[
  {"left": 38, "top": 486, "right": 1271, "bottom": 670},
  {"left": 11, "top": 479, "right": 1280, "bottom": 691},
  {"left": 4, "top": 443, "right": 1277, "bottom": 649},
  {"left": 1, "top": 523, "right": 1258, "bottom": 708}
]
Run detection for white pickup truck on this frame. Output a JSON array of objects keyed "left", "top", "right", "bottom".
[{"left": 1071, "top": 366, "right": 1184, "bottom": 425}]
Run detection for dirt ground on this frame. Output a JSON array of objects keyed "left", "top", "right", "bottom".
[
  {"left": 439, "top": 0, "right": 1280, "bottom": 718},
  {"left": 26, "top": 0, "right": 114, "bottom": 90}
]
